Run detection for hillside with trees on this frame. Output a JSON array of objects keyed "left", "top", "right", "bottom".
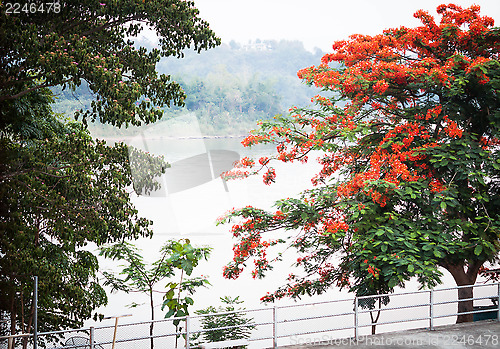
[{"left": 54, "top": 40, "right": 324, "bottom": 137}]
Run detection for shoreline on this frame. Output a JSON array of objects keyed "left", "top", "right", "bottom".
[{"left": 95, "top": 134, "right": 248, "bottom": 141}]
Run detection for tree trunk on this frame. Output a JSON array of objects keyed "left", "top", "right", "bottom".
[
  {"left": 444, "top": 261, "right": 482, "bottom": 323},
  {"left": 149, "top": 288, "right": 154, "bottom": 349},
  {"left": 456, "top": 286, "right": 474, "bottom": 323},
  {"left": 174, "top": 269, "right": 184, "bottom": 349},
  {"left": 370, "top": 298, "right": 382, "bottom": 335}
]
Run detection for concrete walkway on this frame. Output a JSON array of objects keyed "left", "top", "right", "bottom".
[{"left": 278, "top": 320, "right": 500, "bottom": 348}]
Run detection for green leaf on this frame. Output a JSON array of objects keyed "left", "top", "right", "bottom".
[
  {"left": 474, "top": 245, "right": 483, "bottom": 256},
  {"left": 165, "top": 309, "right": 176, "bottom": 319},
  {"left": 388, "top": 277, "right": 398, "bottom": 288}
]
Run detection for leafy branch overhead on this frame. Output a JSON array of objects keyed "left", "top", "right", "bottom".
[{"left": 0, "top": 0, "right": 221, "bottom": 126}]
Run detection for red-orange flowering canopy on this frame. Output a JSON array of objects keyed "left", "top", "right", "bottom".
[{"left": 219, "top": 4, "right": 500, "bottom": 323}]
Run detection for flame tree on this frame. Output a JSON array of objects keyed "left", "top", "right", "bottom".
[{"left": 218, "top": 4, "right": 500, "bottom": 323}]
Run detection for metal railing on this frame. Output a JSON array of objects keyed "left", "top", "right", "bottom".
[{"left": 1, "top": 282, "right": 499, "bottom": 348}]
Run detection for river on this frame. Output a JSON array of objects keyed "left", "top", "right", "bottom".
[
  {"left": 83, "top": 113, "right": 460, "bottom": 346},
  {"left": 88, "top": 114, "right": 334, "bottom": 323}
]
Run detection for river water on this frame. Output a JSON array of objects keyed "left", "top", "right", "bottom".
[
  {"left": 84, "top": 114, "right": 461, "bottom": 346},
  {"left": 93, "top": 137, "right": 332, "bottom": 316},
  {"left": 88, "top": 114, "right": 335, "bottom": 324}
]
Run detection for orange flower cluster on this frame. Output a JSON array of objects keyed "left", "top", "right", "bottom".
[
  {"left": 441, "top": 116, "right": 463, "bottom": 138},
  {"left": 237, "top": 157, "right": 255, "bottom": 168},
  {"left": 429, "top": 179, "right": 445, "bottom": 193},
  {"left": 298, "top": 3, "right": 496, "bottom": 107},
  {"left": 479, "top": 136, "right": 500, "bottom": 150},
  {"left": 318, "top": 264, "right": 335, "bottom": 283},
  {"left": 263, "top": 168, "right": 276, "bottom": 185},
  {"left": 221, "top": 169, "right": 251, "bottom": 181},
  {"left": 220, "top": 157, "right": 256, "bottom": 181},
  {"left": 323, "top": 220, "right": 349, "bottom": 235},
  {"left": 259, "top": 156, "right": 270, "bottom": 166},
  {"left": 367, "top": 265, "right": 380, "bottom": 278},
  {"left": 222, "top": 265, "right": 243, "bottom": 280},
  {"left": 363, "top": 259, "right": 380, "bottom": 278},
  {"left": 241, "top": 134, "right": 271, "bottom": 147},
  {"left": 232, "top": 233, "right": 260, "bottom": 260},
  {"left": 273, "top": 210, "right": 285, "bottom": 220}
]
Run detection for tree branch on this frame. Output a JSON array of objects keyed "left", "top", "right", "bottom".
[{"left": 0, "top": 78, "right": 72, "bottom": 102}]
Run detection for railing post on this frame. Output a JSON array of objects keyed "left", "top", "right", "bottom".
[
  {"left": 33, "top": 276, "right": 38, "bottom": 349},
  {"left": 273, "top": 306, "right": 277, "bottom": 348},
  {"left": 90, "top": 327, "right": 95, "bottom": 349},
  {"left": 497, "top": 283, "right": 500, "bottom": 322},
  {"left": 429, "top": 289, "right": 434, "bottom": 330},
  {"left": 185, "top": 317, "right": 191, "bottom": 349},
  {"left": 354, "top": 297, "right": 359, "bottom": 341}
]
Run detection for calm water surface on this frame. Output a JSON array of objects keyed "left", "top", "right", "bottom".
[{"left": 86, "top": 131, "right": 458, "bottom": 344}]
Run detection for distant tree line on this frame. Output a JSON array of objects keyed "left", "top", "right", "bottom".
[{"left": 55, "top": 40, "right": 324, "bottom": 137}]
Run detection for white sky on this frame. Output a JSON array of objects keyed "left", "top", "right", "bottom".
[{"left": 194, "top": 0, "right": 500, "bottom": 52}]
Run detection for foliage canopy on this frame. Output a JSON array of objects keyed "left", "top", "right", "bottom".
[
  {"left": 0, "top": 0, "right": 219, "bottom": 339},
  {"left": 0, "top": 0, "right": 220, "bottom": 127}
]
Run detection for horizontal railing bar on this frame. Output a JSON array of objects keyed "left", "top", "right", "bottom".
[
  {"left": 276, "top": 298, "right": 353, "bottom": 310},
  {"left": 435, "top": 313, "right": 461, "bottom": 320},
  {"left": 94, "top": 330, "right": 185, "bottom": 346},
  {"left": 357, "top": 282, "right": 497, "bottom": 301},
  {"left": 469, "top": 307, "right": 500, "bottom": 314},
  {"left": 433, "top": 295, "right": 497, "bottom": 307},
  {"left": 358, "top": 302, "right": 429, "bottom": 314},
  {"left": 358, "top": 316, "right": 431, "bottom": 328},
  {"left": 50, "top": 344, "right": 89, "bottom": 349},
  {"left": 278, "top": 312, "right": 353, "bottom": 324},
  {"left": 1, "top": 327, "right": 89, "bottom": 340},
  {"left": 0, "top": 333, "right": 33, "bottom": 340},
  {"left": 93, "top": 316, "right": 181, "bottom": 330},
  {"left": 248, "top": 335, "right": 274, "bottom": 342},
  {"left": 36, "top": 316, "right": 185, "bottom": 336},
  {"left": 277, "top": 324, "right": 356, "bottom": 338},
  {"left": 432, "top": 283, "right": 496, "bottom": 293},
  {"left": 470, "top": 295, "right": 498, "bottom": 302}
]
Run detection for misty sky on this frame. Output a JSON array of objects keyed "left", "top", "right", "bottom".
[{"left": 195, "top": 0, "right": 500, "bottom": 52}]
